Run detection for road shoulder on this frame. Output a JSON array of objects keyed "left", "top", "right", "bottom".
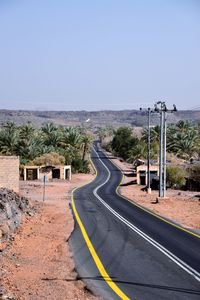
[{"left": 105, "top": 151, "right": 200, "bottom": 231}]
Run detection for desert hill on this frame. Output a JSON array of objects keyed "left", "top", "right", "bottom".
[{"left": 0, "top": 109, "right": 199, "bottom": 129}]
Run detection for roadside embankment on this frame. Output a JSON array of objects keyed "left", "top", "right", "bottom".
[{"left": 0, "top": 188, "right": 33, "bottom": 251}]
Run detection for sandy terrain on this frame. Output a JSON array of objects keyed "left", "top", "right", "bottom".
[
  {"left": 0, "top": 175, "right": 101, "bottom": 300},
  {"left": 108, "top": 153, "right": 200, "bottom": 231}
]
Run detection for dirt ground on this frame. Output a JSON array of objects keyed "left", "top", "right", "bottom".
[
  {"left": 0, "top": 175, "right": 101, "bottom": 300},
  {"left": 109, "top": 153, "right": 200, "bottom": 231},
  {"left": 1, "top": 155, "right": 199, "bottom": 300}
]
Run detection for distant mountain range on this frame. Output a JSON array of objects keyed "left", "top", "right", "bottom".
[{"left": 0, "top": 109, "right": 199, "bottom": 129}]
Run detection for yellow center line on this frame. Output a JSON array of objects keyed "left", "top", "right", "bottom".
[
  {"left": 71, "top": 155, "right": 130, "bottom": 300},
  {"left": 71, "top": 147, "right": 200, "bottom": 300}
]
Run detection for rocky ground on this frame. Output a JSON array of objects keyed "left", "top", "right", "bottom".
[{"left": 0, "top": 189, "right": 33, "bottom": 252}]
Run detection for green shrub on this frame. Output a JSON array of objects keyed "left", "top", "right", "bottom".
[
  {"left": 186, "top": 163, "right": 200, "bottom": 191},
  {"left": 104, "top": 141, "right": 112, "bottom": 152},
  {"left": 187, "top": 163, "right": 200, "bottom": 182},
  {"left": 166, "top": 166, "right": 186, "bottom": 189},
  {"left": 71, "top": 158, "right": 90, "bottom": 173},
  {"left": 111, "top": 127, "right": 138, "bottom": 160}
]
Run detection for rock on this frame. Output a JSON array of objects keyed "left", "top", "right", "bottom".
[
  {"left": 26, "top": 212, "right": 33, "bottom": 217},
  {"left": 0, "top": 295, "right": 16, "bottom": 300},
  {"left": 0, "top": 188, "right": 30, "bottom": 244},
  {"left": 0, "top": 224, "right": 10, "bottom": 239}
]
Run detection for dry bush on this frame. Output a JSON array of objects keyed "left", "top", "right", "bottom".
[{"left": 33, "top": 152, "right": 65, "bottom": 166}]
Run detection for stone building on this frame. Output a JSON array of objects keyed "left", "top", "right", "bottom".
[
  {"left": 0, "top": 156, "right": 19, "bottom": 193},
  {"left": 22, "top": 165, "right": 71, "bottom": 181}
]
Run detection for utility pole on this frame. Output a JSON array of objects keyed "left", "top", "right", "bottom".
[
  {"left": 140, "top": 107, "right": 153, "bottom": 194},
  {"left": 159, "top": 107, "right": 164, "bottom": 197},
  {"left": 163, "top": 111, "right": 167, "bottom": 197},
  {"left": 154, "top": 102, "right": 177, "bottom": 198}
]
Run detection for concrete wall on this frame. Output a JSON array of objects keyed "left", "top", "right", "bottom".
[{"left": 0, "top": 156, "right": 19, "bottom": 193}]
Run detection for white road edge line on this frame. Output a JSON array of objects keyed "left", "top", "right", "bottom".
[{"left": 92, "top": 146, "right": 200, "bottom": 282}]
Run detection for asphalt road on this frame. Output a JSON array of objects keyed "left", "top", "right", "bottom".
[{"left": 70, "top": 142, "right": 200, "bottom": 300}]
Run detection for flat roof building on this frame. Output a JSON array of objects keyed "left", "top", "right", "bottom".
[
  {"left": 22, "top": 165, "right": 71, "bottom": 181},
  {"left": 136, "top": 165, "right": 159, "bottom": 186}
]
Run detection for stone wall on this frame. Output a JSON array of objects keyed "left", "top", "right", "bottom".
[{"left": 0, "top": 156, "right": 19, "bottom": 193}]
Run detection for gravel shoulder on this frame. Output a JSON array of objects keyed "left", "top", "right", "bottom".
[{"left": 0, "top": 175, "right": 101, "bottom": 300}]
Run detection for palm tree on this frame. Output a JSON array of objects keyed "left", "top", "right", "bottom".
[
  {"left": 0, "top": 121, "right": 94, "bottom": 173},
  {"left": 0, "top": 130, "right": 19, "bottom": 155},
  {"left": 18, "top": 139, "right": 43, "bottom": 164},
  {"left": 127, "top": 140, "right": 147, "bottom": 163},
  {"left": 0, "top": 123, "right": 19, "bottom": 155},
  {"left": 41, "top": 122, "right": 57, "bottom": 135},
  {"left": 62, "top": 126, "right": 82, "bottom": 149},
  {"left": 81, "top": 134, "right": 93, "bottom": 161},
  {"left": 167, "top": 122, "right": 199, "bottom": 159},
  {"left": 2, "top": 121, "right": 17, "bottom": 133},
  {"left": 142, "top": 125, "right": 160, "bottom": 144},
  {"left": 19, "top": 123, "right": 35, "bottom": 140},
  {"left": 58, "top": 144, "right": 77, "bottom": 165},
  {"left": 176, "top": 120, "right": 191, "bottom": 132},
  {"left": 41, "top": 123, "right": 62, "bottom": 148}
]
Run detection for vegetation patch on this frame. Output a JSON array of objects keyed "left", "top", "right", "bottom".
[
  {"left": 101, "top": 120, "right": 200, "bottom": 191},
  {"left": 0, "top": 122, "right": 92, "bottom": 173}
]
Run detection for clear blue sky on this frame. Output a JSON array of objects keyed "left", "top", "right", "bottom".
[{"left": 0, "top": 0, "right": 200, "bottom": 111}]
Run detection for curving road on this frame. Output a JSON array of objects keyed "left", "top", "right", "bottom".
[{"left": 70, "top": 142, "right": 200, "bottom": 300}]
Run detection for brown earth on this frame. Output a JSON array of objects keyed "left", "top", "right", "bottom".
[
  {"left": 109, "top": 153, "right": 200, "bottom": 231},
  {"left": 1, "top": 154, "right": 200, "bottom": 300},
  {"left": 0, "top": 175, "right": 101, "bottom": 300}
]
